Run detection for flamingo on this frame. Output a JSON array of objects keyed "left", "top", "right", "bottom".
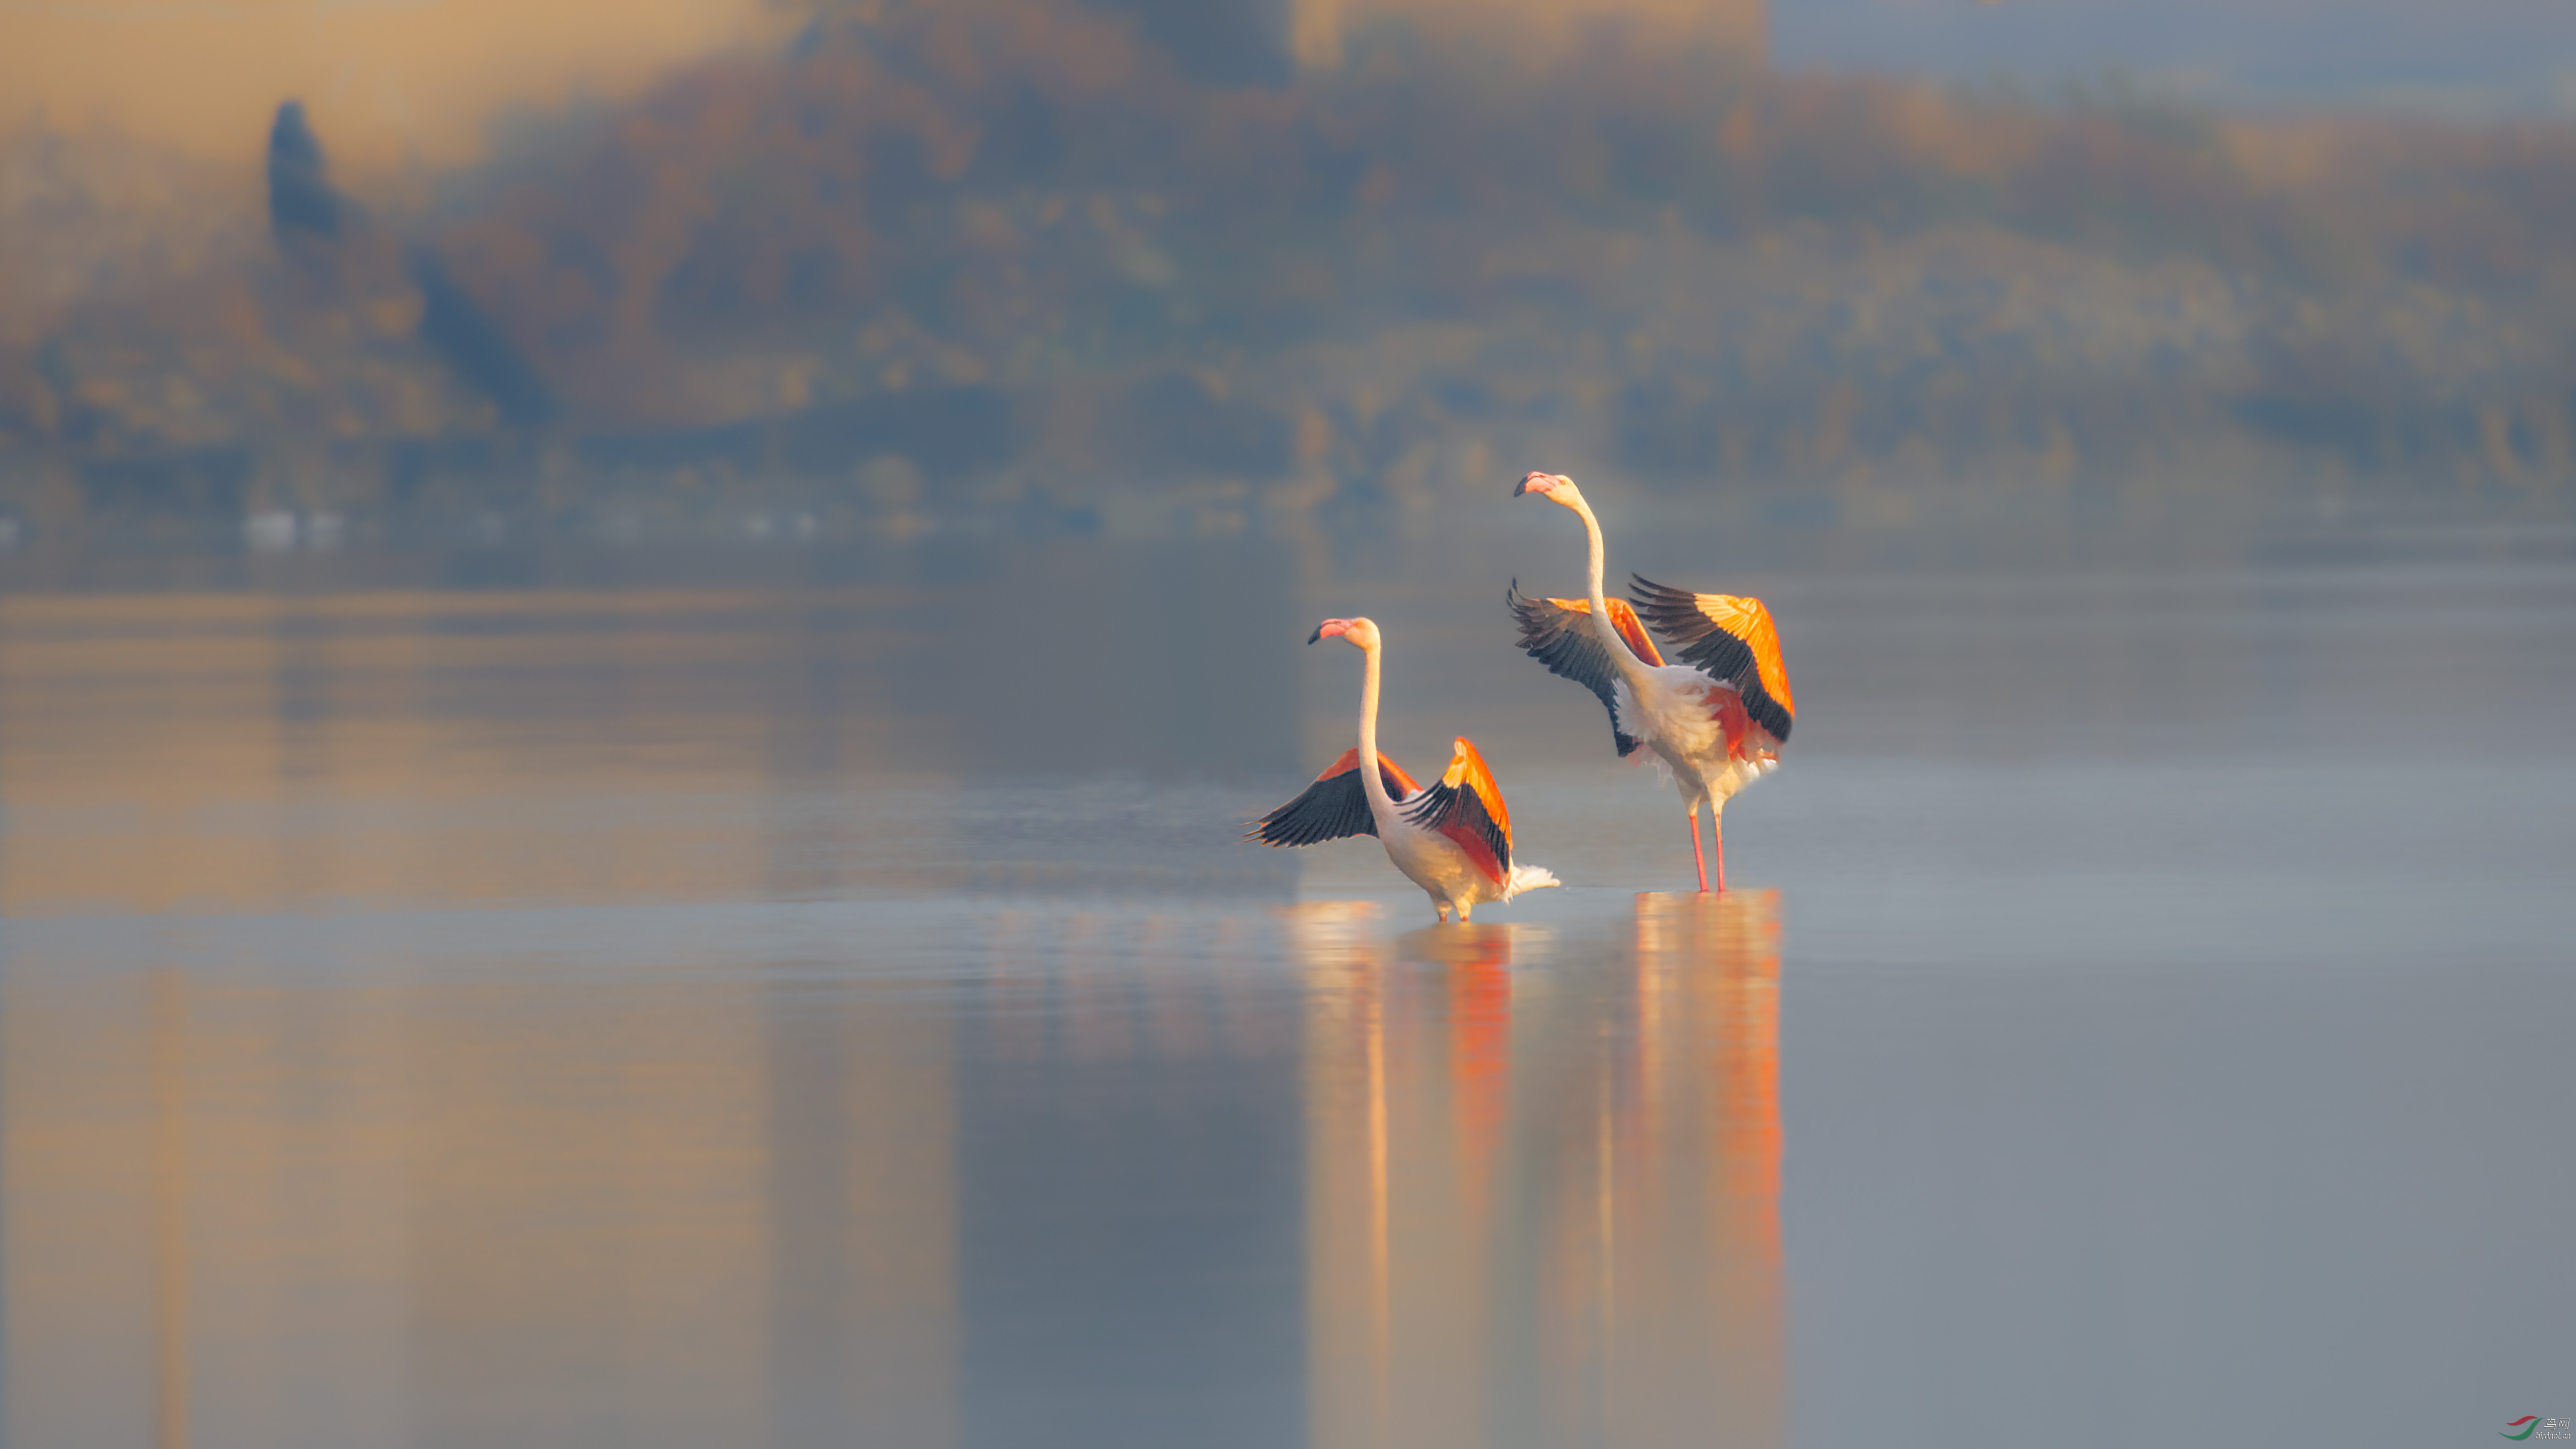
[
  {"left": 1249, "top": 617, "right": 1560, "bottom": 922},
  {"left": 1508, "top": 472, "right": 1795, "bottom": 893}
]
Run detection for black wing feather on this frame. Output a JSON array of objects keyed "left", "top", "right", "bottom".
[
  {"left": 1247, "top": 760, "right": 1410, "bottom": 848},
  {"left": 1507, "top": 580, "right": 1645, "bottom": 758}
]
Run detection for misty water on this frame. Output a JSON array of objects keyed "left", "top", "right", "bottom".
[{"left": 3, "top": 511, "right": 2572, "bottom": 1449}]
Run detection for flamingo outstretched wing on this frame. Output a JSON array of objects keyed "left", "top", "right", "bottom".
[
  {"left": 1507, "top": 581, "right": 1666, "bottom": 757},
  {"left": 1628, "top": 574, "right": 1795, "bottom": 744},
  {"left": 1248, "top": 748, "right": 1424, "bottom": 848},
  {"left": 1401, "top": 738, "right": 1514, "bottom": 886}
]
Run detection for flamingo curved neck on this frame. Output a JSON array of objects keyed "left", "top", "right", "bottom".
[
  {"left": 1353, "top": 640, "right": 1400, "bottom": 829},
  {"left": 1573, "top": 496, "right": 1644, "bottom": 681}
]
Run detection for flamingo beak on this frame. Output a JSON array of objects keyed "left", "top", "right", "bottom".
[
  {"left": 1309, "top": 619, "right": 1351, "bottom": 644},
  {"left": 1514, "top": 472, "right": 1556, "bottom": 497}
]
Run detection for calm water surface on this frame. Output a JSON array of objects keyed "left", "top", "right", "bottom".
[{"left": 3, "top": 534, "right": 2571, "bottom": 1448}]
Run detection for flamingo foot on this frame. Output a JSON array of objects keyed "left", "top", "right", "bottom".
[{"left": 1689, "top": 810, "right": 1710, "bottom": 894}]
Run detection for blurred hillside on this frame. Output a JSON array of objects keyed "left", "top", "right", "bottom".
[{"left": 3, "top": 0, "right": 2573, "bottom": 565}]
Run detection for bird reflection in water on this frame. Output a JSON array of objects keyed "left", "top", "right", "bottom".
[{"left": 1290, "top": 892, "right": 1784, "bottom": 1449}]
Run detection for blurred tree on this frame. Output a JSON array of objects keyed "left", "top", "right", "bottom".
[{"left": 266, "top": 101, "right": 350, "bottom": 244}]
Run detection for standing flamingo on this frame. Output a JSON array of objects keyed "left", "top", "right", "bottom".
[
  {"left": 1249, "top": 617, "right": 1560, "bottom": 922},
  {"left": 1508, "top": 472, "right": 1794, "bottom": 893}
]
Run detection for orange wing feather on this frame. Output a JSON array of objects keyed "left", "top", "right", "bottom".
[
  {"left": 1345, "top": 747, "right": 1423, "bottom": 799},
  {"left": 1689, "top": 594, "right": 1794, "bottom": 715},
  {"left": 1441, "top": 737, "right": 1512, "bottom": 848},
  {"left": 1403, "top": 737, "right": 1514, "bottom": 886},
  {"left": 1628, "top": 575, "right": 1795, "bottom": 744},
  {"left": 1545, "top": 596, "right": 1666, "bottom": 666}
]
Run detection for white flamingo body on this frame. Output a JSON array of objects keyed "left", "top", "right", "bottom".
[
  {"left": 1512, "top": 472, "right": 1796, "bottom": 892},
  {"left": 1371, "top": 799, "right": 1555, "bottom": 918},
  {"left": 1613, "top": 668, "right": 1778, "bottom": 807},
  {"left": 1250, "top": 616, "right": 1559, "bottom": 922}
]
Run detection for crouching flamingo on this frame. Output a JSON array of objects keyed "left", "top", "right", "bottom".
[
  {"left": 1249, "top": 617, "right": 1560, "bottom": 922},
  {"left": 1509, "top": 472, "right": 1795, "bottom": 893}
]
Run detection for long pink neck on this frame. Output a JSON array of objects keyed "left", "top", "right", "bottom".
[
  {"left": 1354, "top": 639, "right": 1398, "bottom": 829},
  {"left": 1573, "top": 496, "right": 1647, "bottom": 682}
]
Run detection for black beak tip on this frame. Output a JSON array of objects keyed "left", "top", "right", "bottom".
[
  {"left": 1511, "top": 478, "right": 1530, "bottom": 496},
  {"left": 1306, "top": 625, "right": 1324, "bottom": 644}
]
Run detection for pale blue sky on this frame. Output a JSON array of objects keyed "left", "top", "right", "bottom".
[{"left": 1772, "top": 0, "right": 2576, "bottom": 115}]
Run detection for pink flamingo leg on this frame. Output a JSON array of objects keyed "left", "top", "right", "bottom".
[
  {"left": 1710, "top": 810, "right": 1727, "bottom": 893},
  {"left": 1688, "top": 810, "right": 1710, "bottom": 894}
]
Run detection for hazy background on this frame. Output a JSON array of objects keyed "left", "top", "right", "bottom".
[
  {"left": 6, "top": 9, "right": 2576, "bottom": 1447},
  {"left": 5, "top": 0, "right": 2575, "bottom": 580}
]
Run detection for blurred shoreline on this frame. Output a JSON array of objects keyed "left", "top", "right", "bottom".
[
  {"left": 0, "top": 485, "right": 2564, "bottom": 595},
  {"left": 5, "top": 0, "right": 2574, "bottom": 577}
]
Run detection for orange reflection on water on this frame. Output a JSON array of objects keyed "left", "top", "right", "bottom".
[
  {"left": 1596, "top": 891, "right": 1784, "bottom": 1449},
  {"left": 1296, "top": 893, "right": 1784, "bottom": 1449}
]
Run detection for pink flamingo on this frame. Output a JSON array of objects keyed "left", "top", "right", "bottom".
[
  {"left": 1510, "top": 472, "right": 1795, "bottom": 892},
  {"left": 1249, "top": 617, "right": 1560, "bottom": 922}
]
